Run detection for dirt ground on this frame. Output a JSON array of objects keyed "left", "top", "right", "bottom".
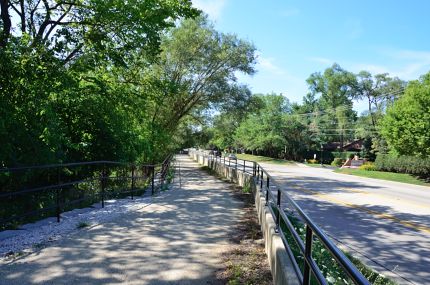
[{"left": 216, "top": 184, "right": 273, "bottom": 285}]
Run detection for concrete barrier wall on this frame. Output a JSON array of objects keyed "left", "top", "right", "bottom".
[{"left": 189, "top": 152, "right": 300, "bottom": 285}]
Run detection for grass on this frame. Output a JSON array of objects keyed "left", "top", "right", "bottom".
[
  {"left": 305, "top": 163, "right": 333, "bottom": 168},
  {"left": 335, "top": 168, "right": 430, "bottom": 187},
  {"left": 235, "top": 153, "right": 294, "bottom": 165}
]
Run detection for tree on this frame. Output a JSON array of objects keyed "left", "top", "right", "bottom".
[
  {"left": 353, "top": 71, "right": 406, "bottom": 127},
  {"left": 380, "top": 72, "right": 430, "bottom": 157},
  {"left": 143, "top": 16, "right": 256, "bottom": 144},
  {"left": 306, "top": 63, "right": 356, "bottom": 109},
  {"left": 0, "top": 1, "right": 200, "bottom": 166},
  {"left": 304, "top": 64, "right": 357, "bottom": 148},
  {"left": 232, "top": 93, "right": 311, "bottom": 159},
  {"left": 0, "top": 0, "right": 199, "bottom": 62}
]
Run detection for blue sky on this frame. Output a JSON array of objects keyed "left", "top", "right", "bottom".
[{"left": 193, "top": 0, "right": 430, "bottom": 113}]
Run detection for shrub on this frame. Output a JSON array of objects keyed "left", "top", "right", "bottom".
[
  {"left": 375, "top": 154, "right": 430, "bottom": 179},
  {"left": 359, "top": 162, "right": 376, "bottom": 171},
  {"left": 308, "top": 159, "right": 318, "bottom": 164},
  {"left": 331, "top": 158, "right": 344, "bottom": 167}
]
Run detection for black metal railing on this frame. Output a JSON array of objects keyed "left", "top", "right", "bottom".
[
  {"left": 191, "top": 150, "right": 370, "bottom": 285},
  {"left": 0, "top": 155, "right": 173, "bottom": 230}
]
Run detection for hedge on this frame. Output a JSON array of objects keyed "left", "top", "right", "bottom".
[{"left": 375, "top": 154, "right": 430, "bottom": 179}]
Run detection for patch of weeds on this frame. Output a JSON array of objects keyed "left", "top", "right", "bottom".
[
  {"left": 76, "top": 221, "right": 90, "bottom": 229},
  {"left": 200, "top": 166, "right": 217, "bottom": 176},
  {"left": 242, "top": 181, "right": 252, "bottom": 194},
  {"left": 217, "top": 184, "right": 273, "bottom": 285}
]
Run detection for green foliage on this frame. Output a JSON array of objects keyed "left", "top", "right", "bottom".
[
  {"left": 359, "top": 162, "right": 376, "bottom": 171},
  {"left": 375, "top": 154, "right": 430, "bottom": 179},
  {"left": 380, "top": 72, "right": 430, "bottom": 157},
  {"left": 233, "top": 94, "right": 310, "bottom": 160},
  {"left": 331, "top": 158, "right": 344, "bottom": 167}
]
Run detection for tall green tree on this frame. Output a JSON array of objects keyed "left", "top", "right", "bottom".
[
  {"left": 304, "top": 64, "right": 357, "bottom": 147},
  {"left": 0, "top": 1, "right": 200, "bottom": 166},
  {"left": 380, "top": 72, "right": 430, "bottom": 157},
  {"left": 353, "top": 71, "right": 406, "bottom": 127}
]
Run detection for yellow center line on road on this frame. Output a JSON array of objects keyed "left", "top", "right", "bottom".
[
  {"left": 289, "top": 184, "right": 430, "bottom": 235},
  {"left": 288, "top": 180, "right": 429, "bottom": 209}
]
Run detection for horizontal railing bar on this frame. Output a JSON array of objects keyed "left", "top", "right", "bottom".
[
  {"left": 0, "top": 161, "right": 162, "bottom": 173},
  {"left": 192, "top": 150, "right": 370, "bottom": 285},
  {"left": 276, "top": 185, "right": 369, "bottom": 284},
  {"left": 278, "top": 227, "right": 305, "bottom": 283},
  {"left": 306, "top": 257, "right": 328, "bottom": 285},
  {"left": 0, "top": 175, "right": 152, "bottom": 198},
  {"left": 0, "top": 177, "right": 100, "bottom": 198},
  {"left": 279, "top": 210, "right": 306, "bottom": 253}
]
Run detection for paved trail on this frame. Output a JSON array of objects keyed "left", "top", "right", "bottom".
[{"left": 0, "top": 155, "right": 243, "bottom": 285}]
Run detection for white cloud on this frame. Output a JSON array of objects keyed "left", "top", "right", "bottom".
[
  {"left": 257, "top": 54, "right": 286, "bottom": 76},
  {"left": 193, "top": 0, "right": 227, "bottom": 21},
  {"left": 237, "top": 52, "right": 308, "bottom": 103}
]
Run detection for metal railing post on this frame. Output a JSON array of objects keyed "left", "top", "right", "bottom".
[
  {"left": 56, "top": 167, "right": 61, "bottom": 222},
  {"left": 131, "top": 165, "right": 135, "bottom": 200},
  {"left": 151, "top": 166, "right": 155, "bottom": 195},
  {"left": 257, "top": 165, "right": 260, "bottom": 178},
  {"left": 243, "top": 160, "right": 245, "bottom": 172},
  {"left": 276, "top": 189, "right": 281, "bottom": 233},
  {"left": 101, "top": 165, "right": 106, "bottom": 208},
  {"left": 303, "top": 225, "right": 314, "bottom": 285},
  {"left": 260, "top": 171, "right": 263, "bottom": 190},
  {"left": 265, "top": 176, "right": 269, "bottom": 206}
]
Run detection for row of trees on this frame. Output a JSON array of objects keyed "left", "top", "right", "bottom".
[
  {"left": 192, "top": 63, "right": 429, "bottom": 162},
  {"left": 0, "top": 1, "right": 257, "bottom": 167}
]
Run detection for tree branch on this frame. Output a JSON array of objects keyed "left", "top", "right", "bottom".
[
  {"left": 63, "top": 43, "right": 83, "bottom": 65},
  {"left": 43, "top": 4, "right": 73, "bottom": 41}
]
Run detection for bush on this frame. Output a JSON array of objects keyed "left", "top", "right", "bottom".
[
  {"left": 359, "top": 162, "right": 376, "bottom": 171},
  {"left": 375, "top": 154, "right": 430, "bottom": 179},
  {"left": 308, "top": 159, "right": 318, "bottom": 164},
  {"left": 331, "top": 158, "right": 344, "bottom": 167}
]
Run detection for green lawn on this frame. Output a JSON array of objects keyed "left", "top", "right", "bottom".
[
  {"left": 235, "top": 153, "right": 294, "bottom": 165},
  {"left": 335, "top": 168, "right": 430, "bottom": 187},
  {"left": 305, "top": 163, "right": 333, "bottom": 168}
]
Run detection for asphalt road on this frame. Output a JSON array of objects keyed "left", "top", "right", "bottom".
[{"left": 259, "top": 162, "right": 430, "bottom": 285}]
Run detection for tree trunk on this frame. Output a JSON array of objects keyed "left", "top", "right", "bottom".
[{"left": 0, "top": 0, "right": 11, "bottom": 47}]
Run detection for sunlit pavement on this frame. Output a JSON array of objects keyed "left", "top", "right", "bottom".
[{"left": 0, "top": 155, "right": 243, "bottom": 285}]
